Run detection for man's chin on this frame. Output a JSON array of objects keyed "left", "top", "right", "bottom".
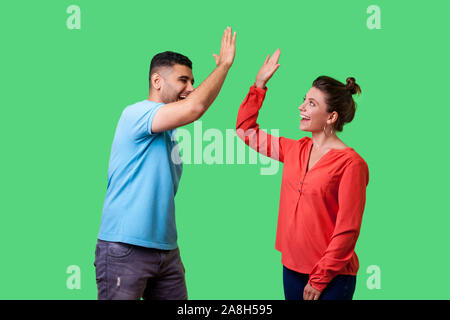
[{"left": 161, "top": 97, "right": 179, "bottom": 104}]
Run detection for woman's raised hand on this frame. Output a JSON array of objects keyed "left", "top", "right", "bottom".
[{"left": 255, "top": 49, "right": 281, "bottom": 89}]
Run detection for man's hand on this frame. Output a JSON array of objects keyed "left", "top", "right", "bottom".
[
  {"left": 255, "top": 49, "right": 281, "bottom": 89},
  {"left": 151, "top": 27, "right": 237, "bottom": 133},
  {"left": 213, "top": 26, "right": 236, "bottom": 69},
  {"left": 303, "top": 283, "right": 321, "bottom": 300}
]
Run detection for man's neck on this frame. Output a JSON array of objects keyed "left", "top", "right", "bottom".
[{"left": 147, "top": 91, "right": 162, "bottom": 103}]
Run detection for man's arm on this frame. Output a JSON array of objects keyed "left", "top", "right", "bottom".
[{"left": 151, "top": 27, "right": 236, "bottom": 133}]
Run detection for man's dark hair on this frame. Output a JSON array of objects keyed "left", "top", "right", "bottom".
[{"left": 149, "top": 51, "right": 192, "bottom": 80}]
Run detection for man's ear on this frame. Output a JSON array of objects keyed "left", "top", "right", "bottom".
[{"left": 151, "top": 72, "right": 162, "bottom": 90}]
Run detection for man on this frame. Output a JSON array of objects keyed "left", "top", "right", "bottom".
[{"left": 94, "top": 27, "right": 236, "bottom": 300}]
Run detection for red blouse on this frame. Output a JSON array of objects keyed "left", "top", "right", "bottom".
[{"left": 236, "top": 84, "right": 369, "bottom": 292}]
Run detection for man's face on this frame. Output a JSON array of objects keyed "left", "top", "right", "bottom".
[{"left": 159, "top": 64, "right": 195, "bottom": 104}]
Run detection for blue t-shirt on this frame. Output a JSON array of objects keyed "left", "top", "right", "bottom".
[{"left": 98, "top": 99, "right": 183, "bottom": 249}]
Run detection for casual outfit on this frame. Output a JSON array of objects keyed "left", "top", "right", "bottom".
[
  {"left": 95, "top": 99, "right": 186, "bottom": 300},
  {"left": 236, "top": 84, "right": 369, "bottom": 299}
]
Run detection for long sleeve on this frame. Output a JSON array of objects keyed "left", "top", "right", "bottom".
[
  {"left": 236, "top": 84, "right": 296, "bottom": 162},
  {"left": 308, "top": 160, "right": 369, "bottom": 292}
]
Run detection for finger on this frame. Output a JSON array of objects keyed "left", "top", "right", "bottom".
[
  {"left": 212, "top": 53, "right": 219, "bottom": 63},
  {"left": 273, "top": 64, "right": 281, "bottom": 73},
  {"left": 313, "top": 293, "right": 319, "bottom": 300},
  {"left": 225, "top": 26, "right": 231, "bottom": 45},
  {"left": 220, "top": 28, "right": 227, "bottom": 50},
  {"left": 232, "top": 31, "right": 236, "bottom": 46},
  {"left": 272, "top": 48, "right": 281, "bottom": 64},
  {"left": 266, "top": 64, "right": 280, "bottom": 80},
  {"left": 264, "top": 54, "right": 270, "bottom": 64},
  {"left": 269, "top": 48, "right": 281, "bottom": 64},
  {"left": 303, "top": 288, "right": 310, "bottom": 300}
]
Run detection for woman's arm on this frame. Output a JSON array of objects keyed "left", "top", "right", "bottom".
[
  {"left": 308, "top": 161, "right": 370, "bottom": 293},
  {"left": 236, "top": 49, "right": 296, "bottom": 162}
]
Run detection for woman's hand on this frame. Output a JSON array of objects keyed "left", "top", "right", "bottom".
[
  {"left": 303, "top": 283, "right": 321, "bottom": 300},
  {"left": 255, "top": 49, "right": 281, "bottom": 89}
]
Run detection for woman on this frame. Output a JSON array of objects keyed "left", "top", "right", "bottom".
[{"left": 236, "top": 49, "right": 369, "bottom": 300}]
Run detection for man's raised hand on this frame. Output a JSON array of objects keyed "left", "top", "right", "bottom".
[
  {"left": 213, "top": 27, "right": 236, "bottom": 69},
  {"left": 255, "top": 49, "right": 281, "bottom": 89}
]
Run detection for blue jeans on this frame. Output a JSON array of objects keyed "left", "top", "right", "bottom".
[{"left": 283, "top": 266, "right": 356, "bottom": 300}]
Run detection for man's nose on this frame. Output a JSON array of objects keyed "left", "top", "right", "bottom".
[{"left": 187, "top": 82, "right": 194, "bottom": 93}]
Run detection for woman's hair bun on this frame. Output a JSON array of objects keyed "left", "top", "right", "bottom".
[{"left": 346, "top": 77, "right": 362, "bottom": 95}]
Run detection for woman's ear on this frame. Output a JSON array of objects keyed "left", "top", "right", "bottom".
[{"left": 328, "top": 111, "right": 339, "bottom": 125}]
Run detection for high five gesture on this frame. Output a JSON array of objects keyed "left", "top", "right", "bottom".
[{"left": 255, "top": 48, "right": 281, "bottom": 89}]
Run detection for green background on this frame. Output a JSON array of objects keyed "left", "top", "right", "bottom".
[{"left": 1, "top": 0, "right": 449, "bottom": 299}]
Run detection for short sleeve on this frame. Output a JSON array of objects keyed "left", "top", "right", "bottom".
[
  {"left": 126, "top": 101, "right": 164, "bottom": 140},
  {"left": 146, "top": 103, "right": 164, "bottom": 135}
]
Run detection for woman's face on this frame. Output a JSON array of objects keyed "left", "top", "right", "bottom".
[{"left": 298, "top": 86, "right": 337, "bottom": 133}]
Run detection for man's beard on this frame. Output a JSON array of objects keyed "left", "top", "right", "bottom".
[{"left": 161, "top": 90, "right": 184, "bottom": 104}]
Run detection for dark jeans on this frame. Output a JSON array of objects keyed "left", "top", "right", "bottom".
[
  {"left": 94, "top": 239, "right": 187, "bottom": 300},
  {"left": 283, "top": 266, "right": 356, "bottom": 300}
]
